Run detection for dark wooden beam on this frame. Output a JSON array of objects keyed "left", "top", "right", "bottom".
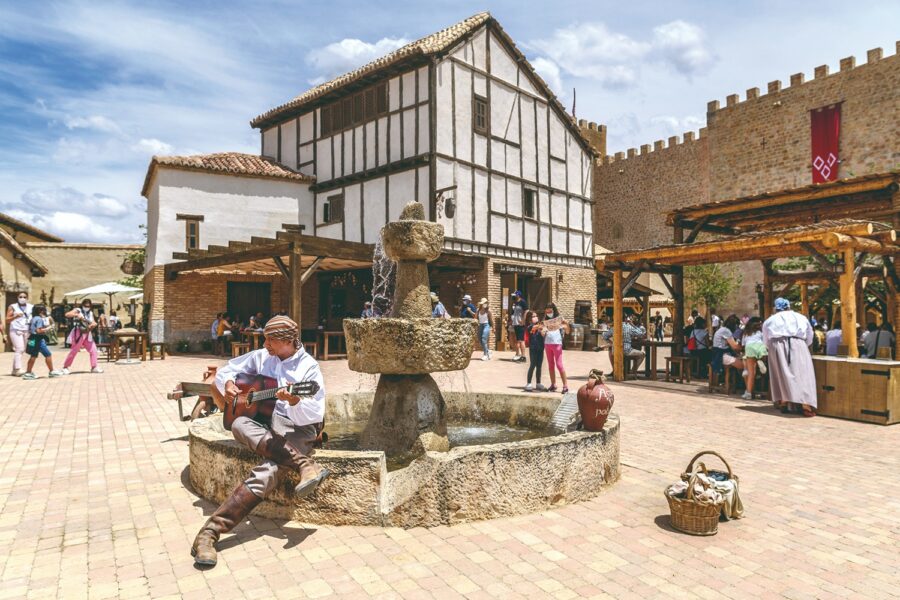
[
  {"left": 684, "top": 216, "right": 710, "bottom": 243},
  {"left": 300, "top": 256, "right": 325, "bottom": 285},
  {"left": 658, "top": 273, "right": 677, "bottom": 298},
  {"left": 799, "top": 242, "right": 837, "bottom": 272},
  {"left": 310, "top": 154, "right": 430, "bottom": 193},
  {"left": 622, "top": 261, "right": 648, "bottom": 296},
  {"left": 272, "top": 256, "right": 290, "bottom": 280},
  {"left": 672, "top": 218, "right": 739, "bottom": 236},
  {"left": 165, "top": 242, "right": 292, "bottom": 277},
  {"left": 853, "top": 252, "right": 869, "bottom": 281},
  {"left": 276, "top": 232, "right": 375, "bottom": 262}
]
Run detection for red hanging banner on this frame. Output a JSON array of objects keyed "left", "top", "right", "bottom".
[{"left": 810, "top": 104, "right": 841, "bottom": 183}]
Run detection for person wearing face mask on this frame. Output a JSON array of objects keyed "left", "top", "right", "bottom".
[
  {"left": 524, "top": 311, "right": 545, "bottom": 391},
  {"left": 541, "top": 303, "right": 571, "bottom": 393},
  {"left": 62, "top": 299, "right": 103, "bottom": 374},
  {"left": 6, "top": 291, "right": 33, "bottom": 376}
]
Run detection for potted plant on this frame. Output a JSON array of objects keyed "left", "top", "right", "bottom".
[{"left": 176, "top": 339, "right": 191, "bottom": 353}]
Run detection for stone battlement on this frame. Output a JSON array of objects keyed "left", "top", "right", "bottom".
[
  {"left": 706, "top": 41, "right": 899, "bottom": 114},
  {"left": 600, "top": 127, "right": 706, "bottom": 165}
]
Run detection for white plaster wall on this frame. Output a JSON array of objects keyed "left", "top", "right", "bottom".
[
  {"left": 489, "top": 34, "right": 517, "bottom": 86},
  {"left": 262, "top": 127, "right": 278, "bottom": 159},
  {"left": 435, "top": 61, "right": 453, "bottom": 157},
  {"left": 454, "top": 64, "right": 472, "bottom": 162},
  {"left": 402, "top": 109, "right": 416, "bottom": 158},
  {"left": 145, "top": 183, "right": 160, "bottom": 272},
  {"left": 388, "top": 170, "right": 416, "bottom": 222},
  {"left": 362, "top": 177, "right": 386, "bottom": 243},
  {"left": 453, "top": 164, "right": 472, "bottom": 239},
  {"left": 316, "top": 139, "right": 331, "bottom": 180},
  {"left": 148, "top": 169, "right": 312, "bottom": 269},
  {"left": 365, "top": 122, "right": 377, "bottom": 171},
  {"left": 377, "top": 116, "right": 388, "bottom": 167},
  {"left": 401, "top": 71, "right": 416, "bottom": 107},
  {"left": 417, "top": 66, "right": 429, "bottom": 101},
  {"left": 299, "top": 113, "right": 314, "bottom": 143},
  {"left": 473, "top": 169, "right": 488, "bottom": 243},
  {"left": 524, "top": 221, "right": 538, "bottom": 250},
  {"left": 344, "top": 183, "right": 362, "bottom": 243},
  {"left": 280, "top": 120, "right": 297, "bottom": 168}
]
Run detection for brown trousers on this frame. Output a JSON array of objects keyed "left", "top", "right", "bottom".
[{"left": 230, "top": 414, "right": 317, "bottom": 498}]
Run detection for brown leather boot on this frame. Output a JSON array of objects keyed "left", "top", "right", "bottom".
[
  {"left": 191, "top": 483, "right": 262, "bottom": 567},
  {"left": 255, "top": 431, "right": 330, "bottom": 498}
]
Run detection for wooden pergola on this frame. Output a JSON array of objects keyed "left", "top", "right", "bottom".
[
  {"left": 596, "top": 170, "right": 900, "bottom": 382},
  {"left": 165, "top": 225, "right": 481, "bottom": 324}
]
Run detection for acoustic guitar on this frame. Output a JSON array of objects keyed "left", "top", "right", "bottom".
[{"left": 213, "top": 373, "right": 320, "bottom": 430}]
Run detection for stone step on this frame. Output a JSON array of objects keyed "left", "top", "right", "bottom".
[{"left": 548, "top": 392, "right": 581, "bottom": 434}]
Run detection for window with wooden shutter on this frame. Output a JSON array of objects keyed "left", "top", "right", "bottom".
[
  {"left": 473, "top": 95, "right": 488, "bottom": 135},
  {"left": 342, "top": 98, "right": 352, "bottom": 128},
  {"left": 376, "top": 82, "right": 388, "bottom": 114},
  {"left": 323, "top": 194, "right": 344, "bottom": 224},
  {"left": 353, "top": 94, "right": 364, "bottom": 123},
  {"left": 523, "top": 189, "right": 536, "bottom": 220},
  {"left": 321, "top": 106, "right": 332, "bottom": 136},
  {"left": 365, "top": 88, "right": 376, "bottom": 119}
]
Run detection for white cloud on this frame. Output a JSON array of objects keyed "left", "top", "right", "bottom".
[
  {"left": 652, "top": 21, "right": 714, "bottom": 75},
  {"left": 528, "top": 20, "right": 714, "bottom": 89},
  {"left": 531, "top": 57, "right": 563, "bottom": 96},
  {"left": 14, "top": 211, "right": 121, "bottom": 243},
  {"left": 17, "top": 187, "right": 131, "bottom": 218},
  {"left": 530, "top": 23, "right": 647, "bottom": 88},
  {"left": 64, "top": 115, "right": 122, "bottom": 134},
  {"left": 306, "top": 37, "right": 409, "bottom": 81},
  {"left": 649, "top": 114, "right": 705, "bottom": 133},
  {"left": 132, "top": 138, "right": 174, "bottom": 155}
]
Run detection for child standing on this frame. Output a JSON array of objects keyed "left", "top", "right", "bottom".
[
  {"left": 542, "top": 303, "right": 571, "bottom": 393},
  {"left": 524, "top": 311, "right": 545, "bottom": 391},
  {"left": 22, "top": 305, "right": 63, "bottom": 380}
]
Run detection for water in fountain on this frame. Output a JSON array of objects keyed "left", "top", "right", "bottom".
[{"left": 370, "top": 238, "right": 396, "bottom": 316}]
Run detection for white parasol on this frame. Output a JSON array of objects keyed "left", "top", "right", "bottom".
[{"left": 65, "top": 281, "right": 142, "bottom": 309}]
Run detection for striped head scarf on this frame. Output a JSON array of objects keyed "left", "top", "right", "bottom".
[{"left": 264, "top": 315, "right": 300, "bottom": 348}]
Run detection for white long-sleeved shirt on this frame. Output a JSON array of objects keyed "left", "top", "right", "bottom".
[
  {"left": 762, "top": 310, "right": 814, "bottom": 347},
  {"left": 215, "top": 347, "right": 326, "bottom": 426}
]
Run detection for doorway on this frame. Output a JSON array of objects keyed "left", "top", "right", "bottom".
[{"left": 227, "top": 282, "right": 272, "bottom": 324}]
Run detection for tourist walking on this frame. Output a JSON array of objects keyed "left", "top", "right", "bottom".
[
  {"left": 6, "top": 291, "right": 32, "bottom": 376},
  {"left": 541, "top": 303, "right": 570, "bottom": 393},
  {"left": 763, "top": 297, "right": 816, "bottom": 417},
  {"left": 510, "top": 291, "right": 527, "bottom": 362},
  {"left": 459, "top": 294, "right": 476, "bottom": 318},
  {"left": 22, "top": 305, "right": 62, "bottom": 380},
  {"left": 63, "top": 299, "right": 102, "bottom": 374},
  {"left": 740, "top": 317, "right": 767, "bottom": 400},
  {"left": 430, "top": 293, "right": 448, "bottom": 318},
  {"left": 476, "top": 298, "right": 492, "bottom": 360},
  {"left": 524, "top": 311, "right": 545, "bottom": 391}
]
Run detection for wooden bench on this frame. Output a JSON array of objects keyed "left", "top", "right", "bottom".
[
  {"left": 149, "top": 343, "right": 167, "bottom": 360},
  {"left": 708, "top": 365, "right": 735, "bottom": 394},
  {"left": 665, "top": 356, "right": 693, "bottom": 383},
  {"left": 167, "top": 381, "right": 214, "bottom": 421},
  {"left": 303, "top": 341, "right": 318, "bottom": 357},
  {"left": 231, "top": 342, "right": 250, "bottom": 358}
]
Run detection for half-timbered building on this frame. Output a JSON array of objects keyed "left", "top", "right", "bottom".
[{"left": 143, "top": 12, "right": 599, "bottom": 350}]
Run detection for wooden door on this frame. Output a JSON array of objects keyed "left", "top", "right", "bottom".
[
  {"left": 528, "top": 277, "right": 552, "bottom": 313},
  {"left": 227, "top": 282, "right": 272, "bottom": 324}
]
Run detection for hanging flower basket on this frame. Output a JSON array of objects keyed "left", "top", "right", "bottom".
[{"left": 120, "top": 258, "right": 144, "bottom": 275}]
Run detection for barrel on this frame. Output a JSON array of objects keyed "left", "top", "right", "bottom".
[{"left": 565, "top": 324, "right": 586, "bottom": 350}]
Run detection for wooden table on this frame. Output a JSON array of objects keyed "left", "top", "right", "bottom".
[
  {"left": 317, "top": 331, "right": 347, "bottom": 360},
  {"left": 112, "top": 331, "right": 148, "bottom": 361},
  {"left": 242, "top": 330, "right": 264, "bottom": 350},
  {"left": 639, "top": 340, "right": 677, "bottom": 380}
]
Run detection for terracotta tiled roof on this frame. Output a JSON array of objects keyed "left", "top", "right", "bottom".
[
  {"left": 141, "top": 152, "right": 314, "bottom": 197},
  {"left": 0, "top": 212, "right": 63, "bottom": 242},
  {"left": 250, "top": 12, "right": 492, "bottom": 128}
]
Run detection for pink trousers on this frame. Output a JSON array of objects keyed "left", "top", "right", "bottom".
[
  {"left": 545, "top": 344, "right": 566, "bottom": 376},
  {"left": 64, "top": 330, "right": 98, "bottom": 369}
]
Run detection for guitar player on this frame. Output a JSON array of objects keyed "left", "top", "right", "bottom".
[{"left": 192, "top": 315, "right": 330, "bottom": 567}]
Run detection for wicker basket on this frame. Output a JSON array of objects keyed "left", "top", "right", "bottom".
[{"left": 665, "top": 455, "right": 727, "bottom": 536}]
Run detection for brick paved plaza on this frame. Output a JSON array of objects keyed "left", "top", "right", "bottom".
[{"left": 1, "top": 349, "right": 899, "bottom": 599}]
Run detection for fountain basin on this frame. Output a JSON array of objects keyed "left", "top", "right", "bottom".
[
  {"left": 188, "top": 391, "right": 620, "bottom": 528},
  {"left": 381, "top": 220, "right": 443, "bottom": 262},
  {"left": 344, "top": 318, "right": 478, "bottom": 374}
]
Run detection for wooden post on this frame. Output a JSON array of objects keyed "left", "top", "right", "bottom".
[
  {"left": 289, "top": 244, "right": 302, "bottom": 325},
  {"left": 762, "top": 269, "right": 773, "bottom": 319},
  {"left": 612, "top": 269, "right": 625, "bottom": 381},
  {"left": 672, "top": 226, "right": 685, "bottom": 354},
  {"left": 800, "top": 283, "right": 809, "bottom": 317},
  {"left": 839, "top": 249, "right": 858, "bottom": 358},
  {"left": 856, "top": 276, "right": 866, "bottom": 331}
]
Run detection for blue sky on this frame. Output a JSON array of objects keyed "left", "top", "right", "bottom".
[{"left": 1, "top": 0, "right": 898, "bottom": 243}]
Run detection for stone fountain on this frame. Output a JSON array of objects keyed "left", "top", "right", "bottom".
[
  {"left": 187, "top": 202, "right": 620, "bottom": 528},
  {"left": 343, "top": 201, "right": 477, "bottom": 457}
]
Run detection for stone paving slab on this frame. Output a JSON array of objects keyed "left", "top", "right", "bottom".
[{"left": 0, "top": 349, "right": 899, "bottom": 598}]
